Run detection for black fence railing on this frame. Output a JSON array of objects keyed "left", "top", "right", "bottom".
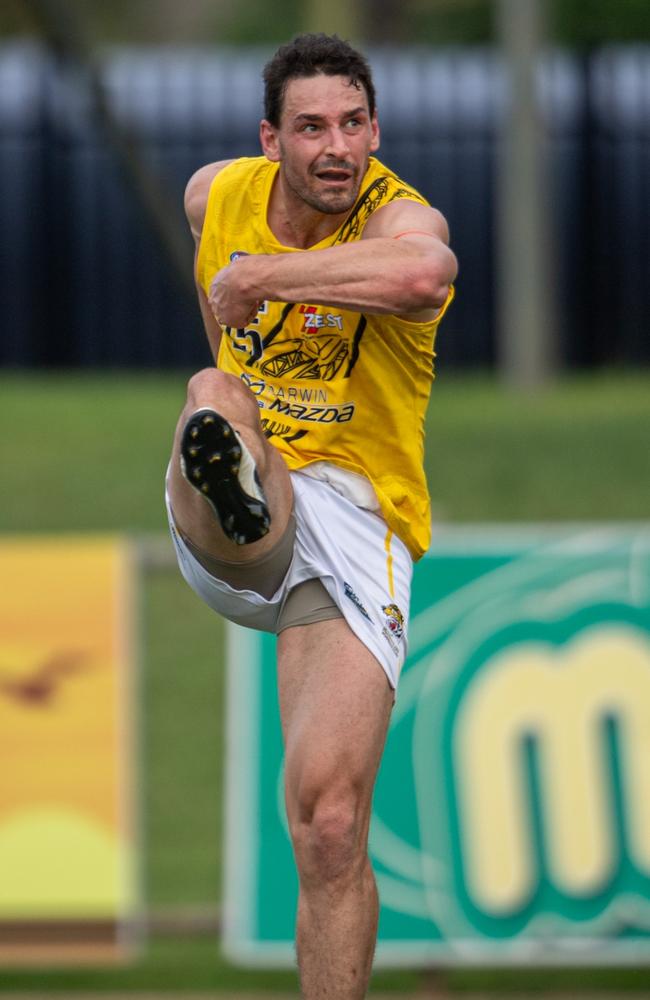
[{"left": 1, "top": 41, "right": 648, "bottom": 369}]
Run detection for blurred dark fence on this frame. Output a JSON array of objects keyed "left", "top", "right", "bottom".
[{"left": 1, "top": 41, "right": 649, "bottom": 369}]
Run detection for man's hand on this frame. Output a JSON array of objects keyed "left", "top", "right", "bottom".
[{"left": 207, "top": 259, "right": 261, "bottom": 329}]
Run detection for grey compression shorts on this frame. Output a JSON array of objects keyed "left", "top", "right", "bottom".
[{"left": 178, "top": 514, "right": 343, "bottom": 632}]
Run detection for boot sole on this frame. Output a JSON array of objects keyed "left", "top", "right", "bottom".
[{"left": 180, "top": 408, "right": 271, "bottom": 545}]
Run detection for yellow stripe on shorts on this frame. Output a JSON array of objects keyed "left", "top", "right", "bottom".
[{"left": 384, "top": 528, "right": 395, "bottom": 598}]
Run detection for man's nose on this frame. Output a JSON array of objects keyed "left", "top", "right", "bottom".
[{"left": 324, "top": 127, "right": 350, "bottom": 157}]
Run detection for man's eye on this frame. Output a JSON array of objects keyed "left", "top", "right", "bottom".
[
  {"left": 346, "top": 118, "right": 361, "bottom": 128},
  {"left": 301, "top": 124, "right": 319, "bottom": 132}
]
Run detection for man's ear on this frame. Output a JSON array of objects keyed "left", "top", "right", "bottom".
[
  {"left": 260, "top": 120, "right": 281, "bottom": 162},
  {"left": 370, "top": 114, "right": 380, "bottom": 153}
]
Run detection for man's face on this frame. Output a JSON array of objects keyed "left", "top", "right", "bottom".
[{"left": 261, "top": 73, "right": 380, "bottom": 216}]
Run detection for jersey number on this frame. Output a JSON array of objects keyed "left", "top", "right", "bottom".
[{"left": 232, "top": 328, "right": 264, "bottom": 364}]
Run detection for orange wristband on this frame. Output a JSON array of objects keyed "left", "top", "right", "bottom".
[{"left": 392, "top": 229, "right": 438, "bottom": 240}]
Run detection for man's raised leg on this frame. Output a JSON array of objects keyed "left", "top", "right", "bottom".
[
  {"left": 167, "top": 368, "right": 293, "bottom": 560},
  {"left": 277, "top": 618, "right": 393, "bottom": 999}
]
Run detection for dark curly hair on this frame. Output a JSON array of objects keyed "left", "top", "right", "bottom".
[{"left": 263, "top": 33, "right": 376, "bottom": 127}]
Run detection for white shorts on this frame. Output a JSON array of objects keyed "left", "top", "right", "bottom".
[{"left": 166, "top": 470, "right": 413, "bottom": 689}]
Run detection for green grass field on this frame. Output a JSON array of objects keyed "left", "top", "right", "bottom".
[
  {"left": 1, "top": 370, "right": 649, "bottom": 994},
  {"left": 2, "top": 371, "right": 650, "bottom": 532}
]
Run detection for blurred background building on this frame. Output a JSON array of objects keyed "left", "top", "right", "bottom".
[{"left": 1, "top": 0, "right": 649, "bottom": 376}]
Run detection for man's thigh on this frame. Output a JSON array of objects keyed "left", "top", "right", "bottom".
[{"left": 278, "top": 618, "right": 393, "bottom": 820}]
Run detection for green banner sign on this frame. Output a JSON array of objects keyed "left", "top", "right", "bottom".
[{"left": 224, "top": 525, "right": 650, "bottom": 966}]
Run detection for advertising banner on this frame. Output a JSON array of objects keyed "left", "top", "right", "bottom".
[
  {"left": 0, "top": 536, "right": 138, "bottom": 963},
  {"left": 224, "top": 525, "right": 650, "bottom": 966}
]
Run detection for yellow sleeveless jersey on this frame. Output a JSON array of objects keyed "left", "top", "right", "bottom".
[{"left": 196, "top": 155, "right": 454, "bottom": 560}]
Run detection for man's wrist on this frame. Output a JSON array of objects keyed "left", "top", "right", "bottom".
[{"left": 234, "top": 253, "right": 268, "bottom": 303}]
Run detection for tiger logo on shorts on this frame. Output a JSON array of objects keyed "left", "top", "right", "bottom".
[{"left": 382, "top": 603, "right": 404, "bottom": 640}]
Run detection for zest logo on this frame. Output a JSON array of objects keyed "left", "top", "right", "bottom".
[{"left": 299, "top": 305, "right": 343, "bottom": 333}]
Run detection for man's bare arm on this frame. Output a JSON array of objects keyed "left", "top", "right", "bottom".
[
  {"left": 184, "top": 159, "right": 235, "bottom": 361},
  {"left": 207, "top": 200, "right": 457, "bottom": 329}
]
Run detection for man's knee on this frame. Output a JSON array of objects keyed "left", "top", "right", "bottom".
[
  {"left": 289, "top": 787, "right": 367, "bottom": 889},
  {"left": 185, "top": 368, "right": 259, "bottom": 423}
]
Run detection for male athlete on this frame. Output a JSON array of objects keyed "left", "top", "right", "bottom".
[{"left": 167, "top": 33, "right": 457, "bottom": 1000}]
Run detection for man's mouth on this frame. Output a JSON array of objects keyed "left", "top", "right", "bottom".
[{"left": 314, "top": 166, "right": 354, "bottom": 184}]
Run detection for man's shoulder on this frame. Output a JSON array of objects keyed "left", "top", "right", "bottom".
[
  {"left": 184, "top": 157, "right": 269, "bottom": 238},
  {"left": 184, "top": 159, "right": 234, "bottom": 238}
]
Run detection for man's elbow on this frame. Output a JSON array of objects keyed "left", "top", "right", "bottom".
[{"left": 411, "top": 253, "right": 457, "bottom": 310}]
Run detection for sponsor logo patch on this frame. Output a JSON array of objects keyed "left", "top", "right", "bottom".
[
  {"left": 267, "top": 398, "right": 354, "bottom": 423},
  {"left": 240, "top": 373, "right": 329, "bottom": 405},
  {"left": 300, "top": 304, "right": 344, "bottom": 333},
  {"left": 344, "top": 582, "right": 372, "bottom": 622}
]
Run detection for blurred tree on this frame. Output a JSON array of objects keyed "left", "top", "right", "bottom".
[
  {"left": 0, "top": 0, "right": 41, "bottom": 35},
  {"left": 399, "top": 0, "right": 492, "bottom": 45},
  {"left": 365, "top": 0, "right": 650, "bottom": 46},
  {"left": 1, "top": 0, "right": 300, "bottom": 45},
  {"left": 361, "top": 0, "right": 409, "bottom": 44},
  {"left": 302, "top": 0, "right": 360, "bottom": 42},
  {"left": 110, "top": 0, "right": 223, "bottom": 45},
  {"left": 3, "top": 0, "right": 650, "bottom": 45},
  {"left": 550, "top": 0, "right": 650, "bottom": 47}
]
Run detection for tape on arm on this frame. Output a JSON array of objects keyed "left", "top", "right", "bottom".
[{"left": 392, "top": 229, "right": 440, "bottom": 240}]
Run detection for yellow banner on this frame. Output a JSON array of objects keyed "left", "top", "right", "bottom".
[{"left": 0, "top": 536, "right": 136, "bottom": 923}]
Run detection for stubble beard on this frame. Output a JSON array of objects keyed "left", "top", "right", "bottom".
[{"left": 280, "top": 154, "right": 362, "bottom": 216}]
